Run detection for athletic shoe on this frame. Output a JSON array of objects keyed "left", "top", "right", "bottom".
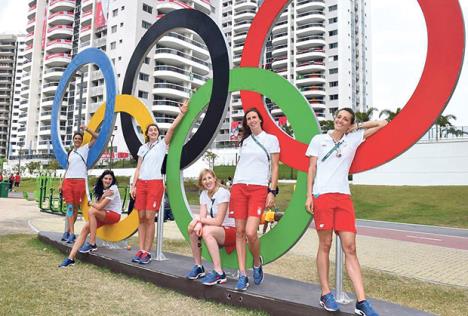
[
  {"left": 320, "top": 292, "right": 340, "bottom": 312},
  {"left": 201, "top": 270, "right": 227, "bottom": 286},
  {"left": 355, "top": 300, "right": 379, "bottom": 316},
  {"left": 186, "top": 265, "right": 205, "bottom": 280},
  {"left": 131, "top": 250, "right": 143, "bottom": 263},
  {"left": 79, "top": 242, "right": 97, "bottom": 254},
  {"left": 253, "top": 256, "right": 264, "bottom": 285},
  {"left": 235, "top": 275, "right": 249, "bottom": 291},
  {"left": 61, "top": 231, "right": 69, "bottom": 241},
  {"left": 58, "top": 258, "right": 75, "bottom": 268},
  {"left": 139, "top": 252, "right": 152, "bottom": 264},
  {"left": 66, "top": 233, "right": 76, "bottom": 244}
]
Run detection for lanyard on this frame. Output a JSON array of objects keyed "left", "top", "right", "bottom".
[
  {"left": 209, "top": 198, "right": 215, "bottom": 218},
  {"left": 321, "top": 140, "right": 344, "bottom": 162}
]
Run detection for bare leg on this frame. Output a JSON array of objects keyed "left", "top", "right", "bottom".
[
  {"left": 137, "top": 211, "right": 147, "bottom": 251},
  {"left": 338, "top": 231, "right": 366, "bottom": 301},
  {"left": 68, "top": 224, "right": 90, "bottom": 260},
  {"left": 188, "top": 220, "right": 202, "bottom": 265},
  {"left": 202, "top": 226, "right": 226, "bottom": 273},
  {"left": 144, "top": 210, "right": 157, "bottom": 252},
  {"left": 88, "top": 207, "right": 106, "bottom": 245},
  {"left": 245, "top": 216, "right": 261, "bottom": 266},
  {"left": 235, "top": 219, "right": 247, "bottom": 275},
  {"left": 316, "top": 230, "right": 334, "bottom": 295}
]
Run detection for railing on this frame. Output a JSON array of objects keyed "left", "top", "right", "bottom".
[{"left": 418, "top": 125, "right": 468, "bottom": 142}]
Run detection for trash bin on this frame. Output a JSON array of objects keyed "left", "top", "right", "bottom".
[{"left": 0, "top": 181, "right": 9, "bottom": 198}]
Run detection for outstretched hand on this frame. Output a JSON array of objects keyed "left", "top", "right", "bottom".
[{"left": 180, "top": 99, "right": 189, "bottom": 114}]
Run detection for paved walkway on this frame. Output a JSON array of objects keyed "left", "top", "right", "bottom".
[{"left": 1, "top": 197, "right": 467, "bottom": 288}]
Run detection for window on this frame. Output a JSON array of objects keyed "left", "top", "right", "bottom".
[
  {"left": 329, "top": 81, "right": 338, "bottom": 87},
  {"left": 111, "top": 25, "right": 117, "bottom": 33},
  {"left": 119, "top": 39, "right": 122, "bottom": 44},
  {"left": 329, "top": 5, "right": 337, "bottom": 12},
  {"left": 329, "top": 42, "right": 338, "bottom": 49},
  {"left": 138, "top": 90, "right": 149, "bottom": 99},
  {"left": 110, "top": 42, "right": 116, "bottom": 50},
  {"left": 329, "top": 94, "right": 338, "bottom": 100},
  {"left": 120, "top": 22, "right": 124, "bottom": 27},
  {"left": 144, "top": 57, "right": 150, "bottom": 64},
  {"left": 329, "top": 17, "right": 337, "bottom": 24},
  {"left": 142, "top": 20, "right": 151, "bottom": 29},
  {"left": 118, "top": 56, "right": 122, "bottom": 61},
  {"left": 329, "top": 68, "right": 338, "bottom": 74},
  {"left": 139, "top": 73, "right": 149, "bottom": 81},
  {"left": 143, "top": 3, "right": 153, "bottom": 14},
  {"left": 328, "top": 55, "right": 338, "bottom": 62},
  {"left": 329, "top": 30, "right": 338, "bottom": 36},
  {"left": 121, "top": 6, "right": 125, "bottom": 10},
  {"left": 112, "top": 9, "right": 118, "bottom": 17}
]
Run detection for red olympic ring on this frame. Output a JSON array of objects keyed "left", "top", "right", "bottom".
[{"left": 240, "top": 0, "right": 464, "bottom": 173}]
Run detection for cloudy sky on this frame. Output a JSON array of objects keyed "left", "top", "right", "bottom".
[{"left": 1, "top": 0, "right": 467, "bottom": 125}]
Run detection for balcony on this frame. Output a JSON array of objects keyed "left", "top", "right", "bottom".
[
  {"left": 158, "top": 32, "right": 209, "bottom": 59},
  {"left": 296, "top": 60, "right": 325, "bottom": 73},
  {"left": 81, "top": 9, "right": 93, "bottom": 24},
  {"left": 42, "top": 81, "right": 60, "bottom": 94},
  {"left": 234, "top": 0, "right": 256, "bottom": 12},
  {"left": 48, "top": 0, "right": 76, "bottom": 13},
  {"left": 234, "top": 9, "right": 256, "bottom": 22},
  {"left": 296, "top": 48, "right": 326, "bottom": 62},
  {"left": 156, "top": 0, "right": 191, "bottom": 14},
  {"left": 296, "top": 73, "right": 326, "bottom": 85},
  {"left": 233, "top": 20, "right": 251, "bottom": 33},
  {"left": 301, "top": 86, "right": 326, "bottom": 98},
  {"left": 296, "top": 10, "right": 325, "bottom": 25},
  {"left": 272, "top": 32, "right": 288, "bottom": 46},
  {"left": 152, "top": 104, "right": 181, "bottom": 116},
  {"left": 296, "top": 23, "right": 326, "bottom": 37},
  {"left": 43, "top": 67, "right": 66, "bottom": 80},
  {"left": 48, "top": 10, "right": 74, "bottom": 25},
  {"left": 26, "top": 18, "right": 35, "bottom": 32},
  {"left": 296, "top": 0, "right": 326, "bottom": 13},
  {"left": 47, "top": 25, "right": 73, "bottom": 39},
  {"left": 81, "top": 0, "right": 93, "bottom": 11},
  {"left": 80, "top": 24, "right": 92, "bottom": 38},
  {"left": 193, "top": 0, "right": 211, "bottom": 15},
  {"left": 271, "top": 44, "right": 288, "bottom": 57},
  {"left": 46, "top": 39, "right": 72, "bottom": 53},
  {"left": 295, "top": 35, "right": 326, "bottom": 49},
  {"left": 154, "top": 48, "right": 210, "bottom": 75},
  {"left": 152, "top": 82, "right": 191, "bottom": 99},
  {"left": 272, "top": 21, "right": 288, "bottom": 35},
  {"left": 271, "top": 56, "right": 288, "bottom": 69},
  {"left": 233, "top": 31, "right": 248, "bottom": 44},
  {"left": 154, "top": 65, "right": 204, "bottom": 84},
  {"left": 44, "top": 53, "right": 71, "bottom": 67}
]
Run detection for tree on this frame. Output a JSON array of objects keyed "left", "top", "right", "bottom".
[
  {"left": 26, "top": 161, "right": 41, "bottom": 176},
  {"left": 355, "top": 107, "right": 378, "bottom": 122},
  {"left": 319, "top": 120, "right": 334, "bottom": 133},
  {"left": 281, "top": 123, "right": 294, "bottom": 138},
  {"left": 203, "top": 151, "right": 218, "bottom": 169},
  {"left": 379, "top": 107, "right": 401, "bottom": 121},
  {"left": 435, "top": 114, "right": 457, "bottom": 139}
]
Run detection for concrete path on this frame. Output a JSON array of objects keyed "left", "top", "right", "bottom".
[{"left": 1, "top": 197, "right": 467, "bottom": 288}]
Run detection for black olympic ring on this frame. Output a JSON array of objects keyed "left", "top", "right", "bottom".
[{"left": 121, "top": 9, "right": 230, "bottom": 171}]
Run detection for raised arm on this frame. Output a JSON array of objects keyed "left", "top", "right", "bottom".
[
  {"left": 164, "top": 99, "right": 189, "bottom": 145},
  {"left": 348, "top": 120, "right": 388, "bottom": 139},
  {"left": 81, "top": 125, "right": 99, "bottom": 147}
]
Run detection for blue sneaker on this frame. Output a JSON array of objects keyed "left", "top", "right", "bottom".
[
  {"left": 235, "top": 275, "right": 249, "bottom": 291},
  {"left": 131, "top": 250, "right": 143, "bottom": 263},
  {"left": 58, "top": 258, "right": 75, "bottom": 268},
  {"left": 201, "top": 270, "right": 227, "bottom": 286},
  {"left": 139, "top": 252, "right": 152, "bottom": 264},
  {"left": 79, "top": 242, "right": 97, "bottom": 254},
  {"left": 186, "top": 265, "right": 205, "bottom": 280},
  {"left": 320, "top": 292, "right": 339, "bottom": 312},
  {"left": 61, "top": 231, "right": 69, "bottom": 241},
  {"left": 355, "top": 300, "right": 379, "bottom": 316},
  {"left": 66, "top": 233, "right": 76, "bottom": 244},
  {"left": 253, "top": 256, "right": 264, "bottom": 285}
]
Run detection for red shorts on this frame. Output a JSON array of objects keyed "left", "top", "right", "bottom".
[
  {"left": 313, "top": 193, "right": 356, "bottom": 233},
  {"left": 135, "top": 179, "right": 164, "bottom": 212},
  {"left": 97, "top": 211, "right": 121, "bottom": 228},
  {"left": 62, "top": 178, "right": 86, "bottom": 205},
  {"left": 222, "top": 226, "right": 236, "bottom": 254},
  {"left": 229, "top": 183, "right": 268, "bottom": 220}
]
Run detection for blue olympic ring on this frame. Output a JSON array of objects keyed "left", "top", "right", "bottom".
[{"left": 51, "top": 48, "right": 117, "bottom": 169}]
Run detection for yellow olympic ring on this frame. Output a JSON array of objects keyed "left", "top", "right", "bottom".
[{"left": 81, "top": 94, "right": 154, "bottom": 242}]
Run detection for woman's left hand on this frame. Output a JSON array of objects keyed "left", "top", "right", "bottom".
[
  {"left": 180, "top": 99, "right": 189, "bottom": 114},
  {"left": 265, "top": 192, "right": 275, "bottom": 209}
]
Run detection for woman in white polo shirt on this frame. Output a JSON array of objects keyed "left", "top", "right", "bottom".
[
  {"left": 59, "top": 125, "right": 98, "bottom": 244},
  {"left": 59, "top": 170, "right": 122, "bottom": 267},
  {"left": 305, "top": 108, "right": 387, "bottom": 315},
  {"left": 230, "top": 108, "right": 280, "bottom": 291},
  {"left": 130, "top": 100, "right": 188, "bottom": 265},
  {"left": 185, "top": 169, "right": 236, "bottom": 285}
]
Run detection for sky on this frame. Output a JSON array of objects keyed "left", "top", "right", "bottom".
[{"left": 1, "top": 0, "right": 467, "bottom": 125}]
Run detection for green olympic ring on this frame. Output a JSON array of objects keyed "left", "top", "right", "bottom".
[{"left": 167, "top": 67, "right": 321, "bottom": 269}]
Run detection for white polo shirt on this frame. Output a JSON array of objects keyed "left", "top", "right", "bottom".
[
  {"left": 306, "top": 130, "right": 365, "bottom": 195},
  {"left": 65, "top": 144, "right": 89, "bottom": 179},
  {"left": 199, "top": 187, "right": 234, "bottom": 227},
  {"left": 233, "top": 131, "right": 280, "bottom": 186},
  {"left": 103, "top": 184, "right": 122, "bottom": 215},
  {"left": 137, "top": 140, "right": 167, "bottom": 180}
]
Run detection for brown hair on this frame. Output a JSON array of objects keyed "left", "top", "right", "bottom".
[
  {"left": 240, "top": 108, "right": 264, "bottom": 146},
  {"left": 144, "top": 123, "right": 160, "bottom": 143},
  {"left": 336, "top": 108, "right": 356, "bottom": 124}
]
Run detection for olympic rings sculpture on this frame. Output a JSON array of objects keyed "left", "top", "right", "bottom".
[{"left": 51, "top": 2, "right": 464, "bottom": 265}]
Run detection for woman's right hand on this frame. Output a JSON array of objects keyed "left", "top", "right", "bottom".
[
  {"left": 305, "top": 195, "right": 314, "bottom": 215},
  {"left": 194, "top": 222, "right": 203, "bottom": 237},
  {"left": 130, "top": 185, "right": 136, "bottom": 199}
]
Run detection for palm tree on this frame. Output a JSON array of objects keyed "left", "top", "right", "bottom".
[
  {"left": 379, "top": 107, "right": 401, "bottom": 121},
  {"left": 355, "top": 107, "right": 378, "bottom": 122},
  {"left": 319, "top": 120, "right": 334, "bottom": 133},
  {"left": 435, "top": 114, "right": 457, "bottom": 139}
]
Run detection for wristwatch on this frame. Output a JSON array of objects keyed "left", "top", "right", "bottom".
[{"left": 268, "top": 187, "right": 279, "bottom": 196}]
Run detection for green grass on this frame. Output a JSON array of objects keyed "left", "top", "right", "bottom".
[
  {"left": 0, "top": 234, "right": 265, "bottom": 316},
  {"left": 214, "top": 164, "right": 298, "bottom": 180}
]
